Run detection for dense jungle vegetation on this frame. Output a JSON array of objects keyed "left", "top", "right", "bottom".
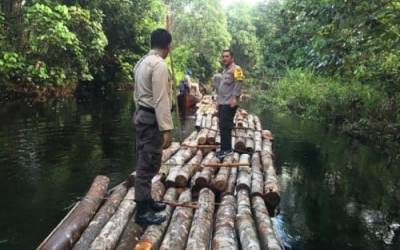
[{"left": 0, "top": 0, "right": 399, "bottom": 157}]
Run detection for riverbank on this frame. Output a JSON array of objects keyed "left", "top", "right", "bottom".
[{"left": 253, "top": 69, "right": 400, "bottom": 159}]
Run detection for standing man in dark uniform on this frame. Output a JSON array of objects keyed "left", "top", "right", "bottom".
[
  {"left": 214, "top": 49, "right": 243, "bottom": 160},
  {"left": 133, "top": 29, "right": 173, "bottom": 225}
]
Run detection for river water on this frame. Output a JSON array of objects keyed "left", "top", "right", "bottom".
[{"left": 0, "top": 92, "right": 399, "bottom": 249}]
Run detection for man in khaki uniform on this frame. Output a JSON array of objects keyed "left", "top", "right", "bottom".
[
  {"left": 213, "top": 49, "right": 243, "bottom": 160},
  {"left": 133, "top": 29, "right": 173, "bottom": 225}
]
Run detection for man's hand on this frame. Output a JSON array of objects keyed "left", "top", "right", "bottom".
[
  {"left": 162, "top": 130, "right": 172, "bottom": 149},
  {"left": 229, "top": 96, "right": 238, "bottom": 108}
]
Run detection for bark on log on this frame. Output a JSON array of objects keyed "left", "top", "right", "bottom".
[
  {"left": 248, "top": 115, "right": 255, "bottom": 130},
  {"left": 262, "top": 154, "right": 280, "bottom": 211},
  {"left": 193, "top": 152, "right": 218, "bottom": 189},
  {"left": 175, "top": 150, "right": 203, "bottom": 187},
  {"left": 206, "top": 116, "right": 218, "bottom": 145},
  {"left": 251, "top": 196, "right": 283, "bottom": 250},
  {"left": 254, "top": 131, "right": 262, "bottom": 152},
  {"left": 236, "top": 189, "right": 261, "bottom": 250},
  {"left": 225, "top": 153, "right": 240, "bottom": 195},
  {"left": 205, "top": 113, "right": 213, "bottom": 128},
  {"left": 115, "top": 182, "right": 167, "bottom": 250},
  {"left": 234, "top": 129, "right": 246, "bottom": 151},
  {"left": 197, "top": 128, "right": 209, "bottom": 145},
  {"left": 216, "top": 132, "right": 221, "bottom": 145},
  {"left": 186, "top": 188, "right": 215, "bottom": 250},
  {"left": 89, "top": 187, "right": 136, "bottom": 250},
  {"left": 165, "top": 147, "right": 196, "bottom": 187},
  {"left": 73, "top": 182, "right": 128, "bottom": 250},
  {"left": 254, "top": 115, "right": 262, "bottom": 131},
  {"left": 162, "top": 142, "right": 180, "bottom": 163},
  {"left": 251, "top": 152, "right": 264, "bottom": 198},
  {"left": 159, "top": 189, "right": 194, "bottom": 250},
  {"left": 245, "top": 129, "right": 255, "bottom": 152},
  {"left": 201, "top": 115, "right": 207, "bottom": 129},
  {"left": 213, "top": 154, "right": 233, "bottom": 192},
  {"left": 195, "top": 114, "right": 203, "bottom": 129},
  {"left": 190, "top": 171, "right": 201, "bottom": 199},
  {"left": 212, "top": 195, "right": 238, "bottom": 250},
  {"left": 262, "top": 137, "right": 273, "bottom": 157},
  {"left": 37, "top": 176, "right": 110, "bottom": 250},
  {"left": 135, "top": 188, "right": 178, "bottom": 250},
  {"left": 236, "top": 154, "right": 252, "bottom": 192}
]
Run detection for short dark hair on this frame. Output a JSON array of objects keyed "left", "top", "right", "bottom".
[
  {"left": 222, "top": 49, "right": 234, "bottom": 57},
  {"left": 151, "top": 29, "right": 172, "bottom": 49}
]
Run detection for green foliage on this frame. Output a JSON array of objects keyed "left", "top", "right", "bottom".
[
  {"left": 23, "top": 3, "right": 107, "bottom": 85},
  {"left": 172, "top": 0, "right": 231, "bottom": 82}
]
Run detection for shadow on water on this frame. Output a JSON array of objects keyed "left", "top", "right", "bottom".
[
  {"left": 0, "top": 93, "right": 399, "bottom": 249},
  {"left": 244, "top": 102, "right": 400, "bottom": 250}
]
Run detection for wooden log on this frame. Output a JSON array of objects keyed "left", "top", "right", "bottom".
[
  {"left": 197, "top": 128, "right": 209, "bottom": 145},
  {"left": 254, "top": 131, "right": 262, "bottom": 152},
  {"left": 37, "top": 176, "right": 110, "bottom": 250},
  {"left": 165, "top": 147, "right": 196, "bottom": 187},
  {"left": 252, "top": 196, "right": 283, "bottom": 250},
  {"left": 251, "top": 152, "right": 264, "bottom": 198},
  {"left": 175, "top": 150, "right": 203, "bottom": 187},
  {"left": 236, "top": 154, "right": 252, "bottom": 192},
  {"left": 201, "top": 115, "right": 207, "bottom": 129},
  {"left": 159, "top": 189, "right": 194, "bottom": 250},
  {"left": 162, "top": 142, "right": 180, "bottom": 162},
  {"left": 212, "top": 195, "right": 238, "bottom": 250},
  {"left": 262, "top": 154, "right": 280, "bottom": 211},
  {"left": 205, "top": 113, "right": 212, "bottom": 128},
  {"left": 193, "top": 152, "right": 218, "bottom": 189},
  {"left": 89, "top": 187, "right": 136, "bottom": 250},
  {"left": 213, "top": 154, "right": 233, "bottom": 192},
  {"left": 236, "top": 189, "right": 261, "bottom": 250},
  {"left": 262, "top": 137, "right": 273, "bottom": 157},
  {"left": 225, "top": 153, "right": 240, "bottom": 195},
  {"left": 73, "top": 182, "right": 128, "bottom": 250},
  {"left": 115, "top": 178, "right": 164, "bottom": 250},
  {"left": 195, "top": 114, "right": 203, "bottom": 129},
  {"left": 234, "top": 128, "right": 246, "bottom": 151},
  {"left": 254, "top": 115, "right": 262, "bottom": 131},
  {"left": 135, "top": 188, "right": 178, "bottom": 250},
  {"left": 190, "top": 171, "right": 201, "bottom": 199},
  {"left": 248, "top": 115, "right": 255, "bottom": 130},
  {"left": 262, "top": 129, "right": 274, "bottom": 141},
  {"left": 231, "top": 130, "right": 236, "bottom": 149},
  {"left": 245, "top": 129, "right": 255, "bottom": 152},
  {"left": 186, "top": 188, "right": 215, "bottom": 250},
  {"left": 206, "top": 116, "right": 218, "bottom": 145}
]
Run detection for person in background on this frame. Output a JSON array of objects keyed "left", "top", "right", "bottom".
[
  {"left": 213, "top": 49, "right": 243, "bottom": 160},
  {"left": 133, "top": 28, "right": 174, "bottom": 225}
]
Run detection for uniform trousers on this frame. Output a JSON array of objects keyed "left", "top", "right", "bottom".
[
  {"left": 133, "top": 108, "right": 163, "bottom": 202},
  {"left": 218, "top": 104, "right": 237, "bottom": 152}
]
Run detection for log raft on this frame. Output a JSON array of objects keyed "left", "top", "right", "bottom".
[{"left": 39, "top": 95, "right": 283, "bottom": 250}]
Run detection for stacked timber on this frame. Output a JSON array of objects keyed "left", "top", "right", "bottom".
[{"left": 38, "top": 95, "right": 284, "bottom": 250}]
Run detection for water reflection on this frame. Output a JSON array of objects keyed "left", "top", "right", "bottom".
[{"left": 0, "top": 94, "right": 398, "bottom": 249}]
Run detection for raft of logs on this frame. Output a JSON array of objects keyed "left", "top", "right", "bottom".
[{"left": 38, "top": 95, "right": 283, "bottom": 250}]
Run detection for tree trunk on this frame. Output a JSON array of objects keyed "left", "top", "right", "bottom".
[
  {"left": 236, "top": 189, "right": 261, "bottom": 250},
  {"left": 236, "top": 154, "right": 252, "bottom": 192},
  {"left": 135, "top": 188, "right": 178, "bottom": 250},
  {"left": 251, "top": 196, "right": 283, "bottom": 250},
  {"left": 73, "top": 182, "right": 128, "bottom": 250},
  {"left": 175, "top": 150, "right": 203, "bottom": 187},
  {"left": 251, "top": 152, "right": 264, "bottom": 198},
  {"left": 186, "top": 188, "right": 215, "bottom": 250},
  {"left": 262, "top": 154, "right": 280, "bottom": 212},
  {"left": 212, "top": 195, "right": 238, "bottom": 250},
  {"left": 254, "top": 131, "right": 262, "bottom": 152},
  {"left": 224, "top": 153, "right": 240, "bottom": 195},
  {"left": 206, "top": 116, "right": 218, "bottom": 144},
  {"left": 234, "top": 128, "right": 246, "bottom": 151},
  {"left": 89, "top": 187, "right": 136, "bottom": 250},
  {"left": 114, "top": 215, "right": 144, "bottom": 250},
  {"left": 254, "top": 116, "right": 262, "bottom": 131},
  {"left": 213, "top": 154, "right": 233, "bottom": 192},
  {"left": 245, "top": 129, "right": 255, "bottom": 152},
  {"left": 162, "top": 142, "right": 180, "bottom": 162},
  {"left": 197, "top": 128, "right": 209, "bottom": 145},
  {"left": 159, "top": 189, "right": 194, "bottom": 250},
  {"left": 38, "top": 176, "right": 110, "bottom": 250},
  {"left": 165, "top": 147, "right": 196, "bottom": 187},
  {"left": 193, "top": 152, "right": 218, "bottom": 189}
]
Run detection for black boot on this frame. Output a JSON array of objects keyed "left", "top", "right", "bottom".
[
  {"left": 149, "top": 199, "right": 166, "bottom": 212},
  {"left": 135, "top": 201, "right": 166, "bottom": 225}
]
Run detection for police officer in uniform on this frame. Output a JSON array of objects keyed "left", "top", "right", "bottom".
[
  {"left": 214, "top": 49, "right": 243, "bottom": 160},
  {"left": 133, "top": 29, "right": 173, "bottom": 225}
]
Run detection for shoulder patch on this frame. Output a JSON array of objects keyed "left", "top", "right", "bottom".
[{"left": 234, "top": 67, "right": 244, "bottom": 81}]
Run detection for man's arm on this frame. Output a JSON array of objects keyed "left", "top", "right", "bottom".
[{"left": 152, "top": 61, "right": 174, "bottom": 132}]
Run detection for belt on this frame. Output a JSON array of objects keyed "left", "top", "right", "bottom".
[{"left": 138, "top": 105, "right": 155, "bottom": 114}]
